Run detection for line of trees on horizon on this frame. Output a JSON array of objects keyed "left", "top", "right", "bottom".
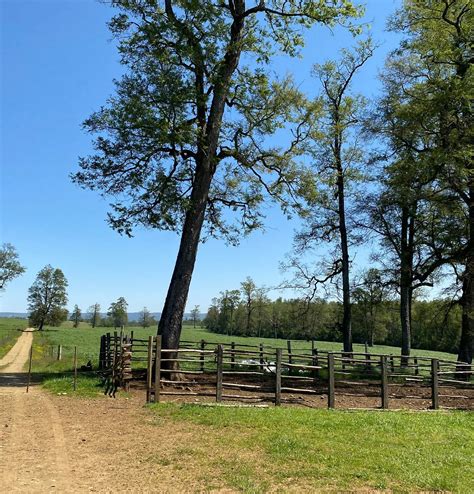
[{"left": 204, "top": 275, "right": 462, "bottom": 355}]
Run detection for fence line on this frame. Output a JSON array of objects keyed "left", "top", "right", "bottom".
[{"left": 94, "top": 332, "right": 472, "bottom": 410}]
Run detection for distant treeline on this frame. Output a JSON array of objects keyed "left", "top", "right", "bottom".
[{"left": 205, "top": 290, "right": 461, "bottom": 355}]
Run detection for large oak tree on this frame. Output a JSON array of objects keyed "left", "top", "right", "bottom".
[{"left": 73, "top": 0, "right": 362, "bottom": 360}]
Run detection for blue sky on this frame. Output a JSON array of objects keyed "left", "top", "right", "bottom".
[{"left": 1, "top": 0, "right": 401, "bottom": 313}]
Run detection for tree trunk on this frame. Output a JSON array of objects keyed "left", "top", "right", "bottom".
[
  {"left": 158, "top": 8, "right": 245, "bottom": 369},
  {"left": 458, "top": 185, "right": 474, "bottom": 365},
  {"left": 158, "top": 163, "right": 213, "bottom": 351},
  {"left": 399, "top": 208, "right": 414, "bottom": 365},
  {"left": 458, "top": 272, "right": 473, "bottom": 364},
  {"left": 336, "top": 140, "right": 352, "bottom": 353}
]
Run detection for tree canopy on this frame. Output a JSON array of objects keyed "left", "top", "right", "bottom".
[{"left": 28, "top": 265, "right": 68, "bottom": 330}]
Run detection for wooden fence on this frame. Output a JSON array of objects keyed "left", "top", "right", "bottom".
[{"left": 98, "top": 333, "right": 473, "bottom": 410}]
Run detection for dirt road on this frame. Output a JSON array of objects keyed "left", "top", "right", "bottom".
[
  {"left": 0, "top": 330, "right": 72, "bottom": 492},
  {"left": 0, "top": 331, "right": 229, "bottom": 493}
]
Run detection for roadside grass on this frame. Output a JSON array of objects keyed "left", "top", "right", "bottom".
[
  {"left": 0, "top": 318, "right": 28, "bottom": 360},
  {"left": 42, "top": 375, "right": 105, "bottom": 398},
  {"left": 149, "top": 403, "right": 474, "bottom": 493}
]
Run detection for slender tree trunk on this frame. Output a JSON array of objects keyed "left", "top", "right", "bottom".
[
  {"left": 336, "top": 140, "right": 352, "bottom": 353},
  {"left": 458, "top": 185, "right": 474, "bottom": 365},
  {"left": 369, "top": 305, "right": 375, "bottom": 347},
  {"left": 400, "top": 208, "right": 414, "bottom": 365}
]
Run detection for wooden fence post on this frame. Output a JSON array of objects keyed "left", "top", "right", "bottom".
[
  {"left": 231, "top": 342, "right": 235, "bottom": 370},
  {"left": 57, "top": 345, "right": 62, "bottom": 361},
  {"left": 26, "top": 346, "right": 33, "bottom": 393},
  {"left": 275, "top": 348, "right": 282, "bottom": 406},
  {"left": 106, "top": 333, "right": 111, "bottom": 368},
  {"left": 200, "top": 340, "right": 205, "bottom": 372},
  {"left": 130, "top": 330, "right": 134, "bottom": 354},
  {"left": 287, "top": 340, "right": 292, "bottom": 365},
  {"left": 381, "top": 356, "right": 388, "bottom": 409},
  {"left": 259, "top": 343, "right": 264, "bottom": 372},
  {"left": 122, "top": 340, "right": 132, "bottom": 392},
  {"left": 328, "top": 353, "right": 335, "bottom": 409},
  {"left": 390, "top": 355, "right": 395, "bottom": 373},
  {"left": 146, "top": 335, "right": 154, "bottom": 403},
  {"left": 311, "top": 348, "right": 319, "bottom": 379},
  {"left": 431, "top": 358, "right": 439, "bottom": 410},
  {"left": 216, "top": 344, "right": 223, "bottom": 402},
  {"left": 414, "top": 357, "right": 419, "bottom": 376},
  {"left": 366, "top": 353, "right": 372, "bottom": 371},
  {"left": 154, "top": 336, "right": 162, "bottom": 403},
  {"left": 73, "top": 346, "right": 78, "bottom": 392},
  {"left": 99, "top": 335, "right": 105, "bottom": 370}
]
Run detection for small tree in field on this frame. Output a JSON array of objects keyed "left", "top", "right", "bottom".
[
  {"left": 0, "top": 243, "right": 26, "bottom": 290},
  {"left": 108, "top": 297, "right": 128, "bottom": 329},
  {"left": 88, "top": 303, "right": 101, "bottom": 328},
  {"left": 28, "top": 265, "right": 68, "bottom": 330},
  {"left": 71, "top": 305, "right": 82, "bottom": 328},
  {"left": 141, "top": 306, "right": 152, "bottom": 328},
  {"left": 190, "top": 305, "right": 200, "bottom": 329}
]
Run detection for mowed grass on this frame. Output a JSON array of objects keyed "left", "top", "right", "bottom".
[
  {"left": 0, "top": 318, "right": 28, "bottom": 360},
  {"left": 149, "top": 403, "right": 474, "bottom": 493}
]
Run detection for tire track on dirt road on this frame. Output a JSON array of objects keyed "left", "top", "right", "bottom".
[{"left": 0, "top": 330, "right": 72, "bottom": 492}]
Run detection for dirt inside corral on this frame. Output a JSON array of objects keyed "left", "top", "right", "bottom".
[{"left": 148, "top": 371, "right": 474, "bottom": 411}]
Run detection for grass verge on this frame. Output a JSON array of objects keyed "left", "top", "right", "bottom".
[
  {"left": 148, "top": 403, "right": 474, "bottom": 493},
  {"left": 42, "top": 375, "right": 105, "bottom": 398},
  {"left": 0, "top": 318, "right": 28, "bottom": 360}
]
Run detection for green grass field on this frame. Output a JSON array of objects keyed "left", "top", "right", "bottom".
[
  {"left": 0, "top": 318, "right": 28, "bottom": 360},
  {"left": 28, "top": 320, "right": 458, "bottom": 375},
  {"left": 149, "top": 404, "right": 474, "bottom": 493}
]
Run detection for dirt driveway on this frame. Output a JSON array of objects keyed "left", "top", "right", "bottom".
[{"left": 0, "top": 331, "right": 233, "bottom": 493}]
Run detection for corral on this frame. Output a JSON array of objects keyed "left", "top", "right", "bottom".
[{"left": 99, "top": 332, "right": 474, "bottom": 411}]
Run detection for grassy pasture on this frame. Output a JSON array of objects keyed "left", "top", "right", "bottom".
[
  {"left": 29, "top": 320, "right": 458, "bottom": 374},
  {"left": 23, "top": 320, "right": 461, "bottom": 396},
  {"left": 0, "top": 318, "right": 28, "bottom": 360},
  {"left": 148, "top": 404, "right": 474, "bottom": 493}
]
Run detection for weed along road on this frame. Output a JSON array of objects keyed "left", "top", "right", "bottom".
[{"left": 0, "top": 330, "right": 72, "bottom": 492}]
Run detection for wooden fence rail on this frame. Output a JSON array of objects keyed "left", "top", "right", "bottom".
[{"left": 98, "top": 333, "right": 472, "bottom": 410}]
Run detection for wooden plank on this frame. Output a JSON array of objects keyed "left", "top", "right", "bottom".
[
  {"left": 381, "top": 355, "right": 388, "bottom": 409},
  {"left": 328, "top": 353, "right": 335, "bottom": 409},
  {"left": 216, "top": 344, "right": 223, "bottom": 402},
  {"left": 431, "top": 358, "right": 439, "bottom": 410},
  {"left": 154, "top": 335, "right": 162, "bottom": 403},
  {"left": 275, "top": 348, "right": 282, "bottom": 406},
  {"left": 146, "top": 335, "right": 153, "bottom": 403},
  {"left": 231, "top": 342, "right": 235, "bottom": 370}
]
